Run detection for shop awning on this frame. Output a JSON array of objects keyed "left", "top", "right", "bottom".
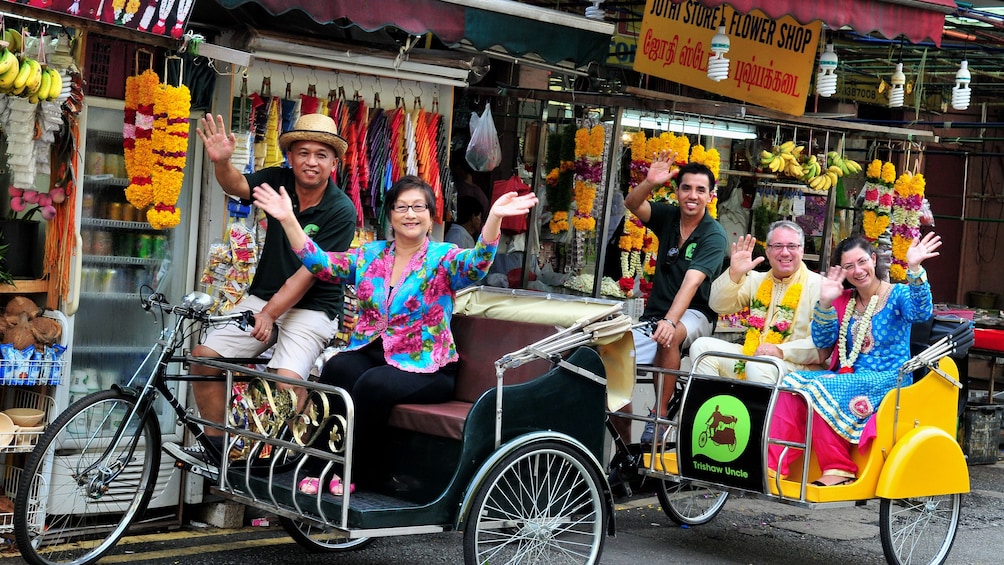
[
  {"left": 214, "top": 0, "right": 614, "bottom": 66},
  {"left": 693, "top": 0, "right": 957, "bottom": 46}
]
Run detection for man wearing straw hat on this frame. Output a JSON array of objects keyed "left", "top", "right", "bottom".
[{"left": 163, "top": 113, "right": 357, "bottom": 479}]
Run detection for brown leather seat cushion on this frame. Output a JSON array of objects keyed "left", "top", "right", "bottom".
[{"left": 388, "top": 315, "right": 556, "bottom": 439}]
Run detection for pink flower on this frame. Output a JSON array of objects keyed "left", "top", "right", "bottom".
[
  {"left": 8, "top": 186, "right": 23, "bottom": 197},
  {"left": 774, "top": 320, "right": 791, "bottom": 333},
  {"left": 22, "top": 190, "right": 39, "bottom": 204},
  {"left": 40, "top": 205, "right": 57, "bottom": 220},
  {"left": 37, "top": 193, "right": 52, "bottom": 207},
  {"left": 49, "top": 187, "right": 66, "bottom": 204},
  {"left": 9, "top": 196, "right": 25, "bottom": 212}
]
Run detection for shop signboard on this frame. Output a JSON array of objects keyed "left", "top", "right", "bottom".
[
  {"left": 1, "top": 0, "right": 196, "bottom": 38},
  {"left": 634, "top": 0, "right": 821, "bottom": 116},
  {"left": 608, "top": 21, "right": 640, "bottom": 68}
]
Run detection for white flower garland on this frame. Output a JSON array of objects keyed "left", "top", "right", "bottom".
[{"left": 837, "top": 292, "right": 880, "bottom": 372}]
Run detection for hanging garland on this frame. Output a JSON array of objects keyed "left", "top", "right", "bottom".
[
  {"left": 148, "top": 81, "right": 191, "bottom": 229},
  {"left": 545, "top": 123, "right": 576, "bottom": 234},
  {"left": 862, "top": 159, "right": 895, "bottom": 243},
  {"left": 889, "top": 171, "right": 925, "bottom": 282},
  {"left": 838, "top": 293, "right": 880, "bottom": 373},
  {"left": 572, "top": 125, "right": 604, "bottom": 232},
  {"left": 124, "top": 69, "right": 159, "bottom": 210}
]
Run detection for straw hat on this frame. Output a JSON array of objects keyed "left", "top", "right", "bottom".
[{"left": 278, "top": 113, "right": 348, "bottom": 157}]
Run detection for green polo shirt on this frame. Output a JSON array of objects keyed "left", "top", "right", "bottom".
[
  {"left": 244, "top": 167, "right": 356, "bottom": 320},
  {"left": 642, "top": 202, "right": 727, "bottom": 324}
]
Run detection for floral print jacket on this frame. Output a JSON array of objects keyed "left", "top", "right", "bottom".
[{"left": 294, "top": 235, "right": 499, "bottom": 372}]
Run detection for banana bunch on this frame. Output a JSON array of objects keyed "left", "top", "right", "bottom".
[
  {"left": 0, "top": 53, "right": 62, "bottom": 102},
  {"left": 826, "top": 151, "right": 862, "bottom": 176},
  {"left": 800, "top": 154, "right": 822, "bottom": 182},
  {"left": 759, "top": 141, "right": 806, "bottom": 178},
  {"left": 804, "top": 155, "right": 841, "bottom": 191}
]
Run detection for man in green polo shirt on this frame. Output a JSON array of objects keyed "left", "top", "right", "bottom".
[
  {"left": 164, "top": 113, "right": 356, "bottom": 479},
  {"left": 624, "top": 150, "right": 727, "bottom": 444}
]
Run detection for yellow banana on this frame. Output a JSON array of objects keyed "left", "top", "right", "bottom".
[
  {"left": 770, "top": 156, "right": 783, "bottom": 173},
  {"left": 792, "top": 145, "right": 805, "bottom": 160},
  {"left": 808, "top": 175, "right": 826, "bottom": 190},
  {"left": 12, "top": 56, "right": 31, "bottom": 90},
  {"left": 35, "top": 68, "right": 50, "bottom": 103},
  {"left": 24, "top": 58, "right": 42, "bottom": 95},
  {"left": 760, "top": 150, "right": 775, "bottom": 166},
  {"left": 826, "top": 171, "right": 839, "bottom": 186},
  {"left": 779, "top": 141, "right": 795, "bottom": 154},
  {"left": 827, "top": 165, "right": 844, "bottom": 178},
  {"left": 46, "top": 68, "right": 62, "bottom": 101},
  {"left": 845, "top": 159, "right": 861, "bottom": 174},
  {"left": 0, "top": 57, "right": 19, "bottom": 90},
  {"left": 6, "top": 29, "right": 22, "bottom": 54},
  {"left": 0, "top": 49, "right": 15, "bottom": 77}
]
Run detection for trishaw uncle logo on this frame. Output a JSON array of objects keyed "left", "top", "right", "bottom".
[{"left": 691, "top": 394, "right": 751, "bottom": 467}]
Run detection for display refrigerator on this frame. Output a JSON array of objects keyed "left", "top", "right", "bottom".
[{"left": 51, "top": 97, "right": 204, "bottom": 517}]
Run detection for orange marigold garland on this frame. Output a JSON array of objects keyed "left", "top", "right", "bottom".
[
  {"left": 889, "top": 171, "right": 925, "bottom": 282},
  {"left": 572, "top": 124, "right": 604, "bottom": 232},
  {"left": 124, "top": 69, "right": 159, "bottom": 209},
  {"left": 861, "top": 159, "right": 894, "bottom": 243},
  {"left": 148, "top": 82, "right": 191, "bottom": 229}
]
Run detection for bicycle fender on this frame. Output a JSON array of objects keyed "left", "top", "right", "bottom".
[
  {"left": 111, "top": 383, "right": 142, "bottom": 397},
  {"left": 875, "top": 426, "right": 970, "bottom": 499}
]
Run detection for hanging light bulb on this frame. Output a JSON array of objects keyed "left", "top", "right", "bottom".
[
  {"left": 952, "top": 60, "right": 971, "bottom": 111},
  {"left": 816, "top": 43, "right": 839, "bottom": 97},
  {"left": 707, "top": 25, "right": 731, "bottom": 82},
  {"left": 889, "top": 62, "right": 906, "bottom": 108},
  {"left": 585, "top": 1, "right": 606, "bottom": 20}
]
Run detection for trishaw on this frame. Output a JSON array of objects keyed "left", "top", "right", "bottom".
[
  {"left": 625, "top": 324, "right": 974, "bottom": 565},
  {"left": 13, "top": 287, "right": 637, "bottom": 565}
]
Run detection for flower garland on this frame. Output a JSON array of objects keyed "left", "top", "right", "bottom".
[
  {"left": 734, "top": 278, "right": 802, "bottom": 378},
  {"left": 837, "top": 293, "right": 880, "bottom": 372},
  {"left": 545, "top": 124, "right": 576, "bottom": 234},
  {"left": 889, "top": 171, "right": 925, "bottom": 282},
  {"left": 572, "top": 125, "right": 605, "bottom": 232},
  {"left": 861, "top": 159, "right": 895, "bottom": 243},
  {"left": 148, "top": 82, "right": 191, "bottom": 229},
  {"left": 124, "top": 69, "right": 159, "bottom": 210}
]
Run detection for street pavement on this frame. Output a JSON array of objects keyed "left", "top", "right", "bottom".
[{"left": 4, "top": 460, "right": 1003, "bottom": 564}]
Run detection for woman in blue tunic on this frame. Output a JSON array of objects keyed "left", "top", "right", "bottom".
[{"left": 767, "top": 232, "right": 941, "bottom": 486}]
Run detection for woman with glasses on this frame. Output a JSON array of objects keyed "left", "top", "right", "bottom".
[
  {"left": 767, "top": 232, "right": 940, "bottom": 486},
  {"left": 253, "top": 174, "right": 537, "bottom": 494}
]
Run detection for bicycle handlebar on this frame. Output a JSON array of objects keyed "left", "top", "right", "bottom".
[{"left": 141, "top": 291, "right": 255, "bottom": 331}]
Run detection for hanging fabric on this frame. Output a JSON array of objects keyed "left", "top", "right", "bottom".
[{"left": 491, "top": 175, "right": 533, "bottom": 235}]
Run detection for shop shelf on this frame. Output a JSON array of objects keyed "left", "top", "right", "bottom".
[
  {"left": 0, "top": 465, "right": 46, "bottom": 535},
  {"left": 81, "top": 217, "right": 156, "bottom": 230},
  {"left": 82, "top": 255, "right": 161, "bottom": 267},
  {"left": 0, "top": 279, "right": 49, "bottom": 294},
  {"left": 0, "top": 358, "right": 67, "bottom": 386},
  {"left": 0, "top": 388, "right": 56, "bottom": 454}
]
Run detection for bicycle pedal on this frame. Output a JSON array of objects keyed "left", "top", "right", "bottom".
[{"left": 174, "top": 459, "right": 219, "bottom": 481}]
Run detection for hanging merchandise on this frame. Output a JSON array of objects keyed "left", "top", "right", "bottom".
[
  {"left": 148, "top": 69, "right": 191, "bottom": 229},
  {"left": 572, "top": 124, "right": 605, "bottom": 232},
  {"left": 861, "top": 159, "right": 896, "bottom": 243},
  {"left": 889, "top": 168, "right": 926, "bottom": 282},
  {"left": 492, "top": 175, "right": 533, "bottom": 235},
  {"left": 123, "top": 68, "right": 159, "bottom": 210},
  {"left": 465, "top": 102, "right": 501, "bottom": 172}
]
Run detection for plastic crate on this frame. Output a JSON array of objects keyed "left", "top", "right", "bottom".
[{"left": 84, "top": 35, "right": 153, "bottom": 99}]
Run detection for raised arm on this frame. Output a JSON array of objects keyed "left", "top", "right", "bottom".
[
  {"left": 197, "top": 114, "right": 251, "bottom": 200},
  {"left": 252, "top": 183, "right": 308, "bottom": 249},
  {"left": 624, "top": 150, "right": 677, "bottom": 223},
  {"left": 480, "top": 191, "right": 539, "bottom": 242}
]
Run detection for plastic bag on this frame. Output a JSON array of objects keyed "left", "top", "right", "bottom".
[
  {"left": 920, "top": 198, "right": 935, "bottom": 226},
  {"left": 466, "top": 103, "right": 502, "bottom": 172}
]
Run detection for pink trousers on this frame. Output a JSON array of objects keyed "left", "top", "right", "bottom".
[{"left": 767, "top": 392, "right": 858, "bottom": 477}]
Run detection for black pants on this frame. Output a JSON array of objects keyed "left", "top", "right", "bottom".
[{"left": 316, "top": 339, "right": 457, "bottom": 484}]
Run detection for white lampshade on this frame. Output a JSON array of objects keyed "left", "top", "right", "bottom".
[
  {"left": 889, "top": 63, "right": 906, "bottom": 108},
  {"left": 707, "top": 26, "right": 731, "bottom": 82},
  {"left": 816, "top": 43, "right": 839, "bottom": 97},
  {"left": 952, "top": 60, "right": 971, "bottom": 111}
]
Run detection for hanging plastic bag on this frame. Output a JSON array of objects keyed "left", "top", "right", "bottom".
[
  {"left": 466, "top": 103, "right": 502, "bottom": 172},
  {"left": 920, "top": 198, "right": 936, "bottom": 226}
]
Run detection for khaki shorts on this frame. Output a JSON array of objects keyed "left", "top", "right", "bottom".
[
  {"left": 632, "top": 309, "right": 713, "bottom": 366},
  {"left": 201, "top": 294, "right": 340, "bottom": 380}
]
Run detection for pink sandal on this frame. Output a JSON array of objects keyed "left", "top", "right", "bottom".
[{"left": 297, "top": 476, "right": 355, "bottom": 495}]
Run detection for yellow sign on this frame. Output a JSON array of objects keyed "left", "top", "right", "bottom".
[
  {"left": 634, "top": 0, "right": 822, "bottom": 116},
  {"left": 608, "top": 21, "right": 640, "bottom": 68}
]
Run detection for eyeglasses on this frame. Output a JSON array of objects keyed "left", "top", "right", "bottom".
[
  {"left": 661, "top": 247, "right": 680, "bottom": 271},
  {"left": 766, "top": 243, "right": 802, "bottom": 252},
  {"left": 840, "top": 257, "right": 871, "bottom": 272},
  {"left": 392, "top": 203, "right": 429, "bottom": 214}
]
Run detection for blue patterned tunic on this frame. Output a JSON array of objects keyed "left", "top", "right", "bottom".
[{"left": 782, "top": 272, "right": 932, "bottom": 442}]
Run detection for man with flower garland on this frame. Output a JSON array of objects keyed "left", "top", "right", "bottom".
[
  {"left": 163, "top": 113, "right": 357, "bottom": 480},
  {"left": 690, "top": 220, "right": 827, "bottom": 384},
  {"left": 623, "top": 150, "right": 727, "bottom": 443}
]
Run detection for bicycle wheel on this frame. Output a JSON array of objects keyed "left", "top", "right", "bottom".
[
  {"left": 463, "top": 441, "right": 606, "bottom": 565},
  {"left": 879, "top": 494, "right": 961, "bottom": 565},
  {"left": 656, "top": 478, "right": 729, "bottom": 526},
  {"left": 279, "top": 517, "right": 373, "bottom": 552},
  {"left": 14, "top": 389, "right": 161, "bottom": 565}
]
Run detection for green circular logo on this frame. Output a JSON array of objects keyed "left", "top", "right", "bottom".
[{"left": 691, "top": 395, "right": 751, "bottom": 463}]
